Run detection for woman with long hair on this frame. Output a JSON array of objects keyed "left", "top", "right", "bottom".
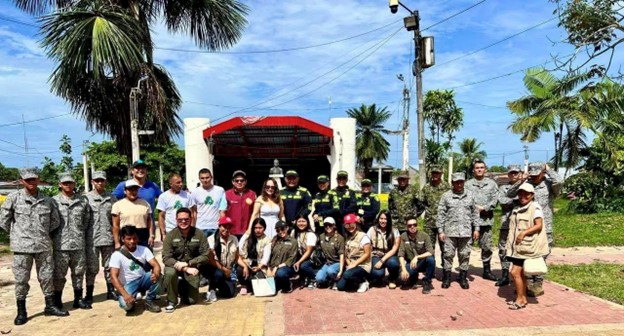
[
  {"left": 290, "top": 214, "right": 318, "bottom": 288},
  {"left": 249, "top": 178, "right": 284, "bottom": 239},
  {"left": 237, "top": 218, "right": 272, "bottom": 295},
  {"left": 366, "top": 210, "right": 401, "bottom": 288}
]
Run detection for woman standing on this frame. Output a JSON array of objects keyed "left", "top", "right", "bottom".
[
  {"left": 249, "top": 178, "right": 284, "bottom": 239},
  {"left": 337, "top": 214, "right": 372, "bottom": 293},
  {"left": 505, "top": 183, "right": 549, "bottom": 310},
  {"left": 366, "top": 210, "right": 401, "bottom": 288},
  {"left": 267, "top": 221, "right": 298, "bottom": 293},
  {"left": 237, "top": 218, "right": 272, "bottom": 295},
  {"left": 291, "top": 214, "right": 318, "bottom": 288}
]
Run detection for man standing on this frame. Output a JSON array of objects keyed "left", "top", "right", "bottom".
[
  {"left": 507, "top": 161, "right": 562, "bottom": 296},
  {"left": 112, "top": 159, "right": 162, "bottom": 215},
  {"left": 112, "top": 180, "right": 154, "bottom": 248},
  {"left": 332, "top": 171, "right": 356, "bottom": 233},
  {"left": 225, "top": 170, "right": 256, "bottom": 239},
  {"left": 465, "top": 160, "right": 499, "bottom": 281},
  {"left": 281, "top": 170, "right": 312, "bottom": 225},
  {"left": 388, "top": 170, "right": 421, "bottom": 232},
  {"left": 1, "top": 168, "right": 69, "bottom": 325},
  {"left": 190, "top": 168, "right": 227, "bottom": 238},
  {"left": 52, "top": 172, "right": 92, "bottom": 310},
  {"left": 437, "top": 172, "right": 480, "bottom": 290},
  {"left": 398, "top": 216, "right": 435, "bottom": 294},
  {"left": 84, "top": 171, "right": 118, "bottom": 302},
  {"left": 495, "top": 164, "right": 521, "bottom": 287},
  {"left": 355, "top": 179, "right": 380, "bottom": 233},
  {"left": 419, "top": 165, "right": 451, "bottom": 257},
  {"left": 312, "top": 175, "right": 340, "bottom": 235},
  {"left": 162, "top": 208, "right": 210, "bottom": 313},
  {"left": 156, "top": 173, "right": 196, "bottom": 240}
]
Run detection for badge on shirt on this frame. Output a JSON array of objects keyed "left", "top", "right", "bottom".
[
  {"left": 204, "top": 196, "right": 214, "bottom": 205},
  {"left": 174, "top": 200, "right": 183, "bottom": 209},
  {"left": 245, "top": 198, "right": 253, "bottom": 205}
]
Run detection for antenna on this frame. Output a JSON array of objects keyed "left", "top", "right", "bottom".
[{"left": 22, "top": 113, "right": 29, "bottom": 167}]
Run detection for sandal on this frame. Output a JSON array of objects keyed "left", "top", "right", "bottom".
[
  {"left": 506, "top": 300, "right": 516, "bottom": 306},
  {"left": 508, "top": 302, "right": 527, "bottom": 310}
]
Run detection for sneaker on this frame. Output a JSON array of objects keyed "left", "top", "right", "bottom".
[
  {"left": 239, "top": 286, "right": 249, "bottom": 295},
  {"left": 388, "top": 282, "right": 397, "bottom": 290},
  {"left": 164, "top": 301, "right": 176, "bottom": 313},
  {"left": 144, "top": 300, "right": 161, "bottom": 313},
  {"left": 307, "top": 280, "right": 316, "bottom": 290},
  {"left": 357, "top": 280, "right": 369, "bottom": 293},
  {"left": 135, "top": 292, "right": 143, "bottom": 301},
  {"left": 206, "top": 290, "right": 217, "bottom": 303},
  {"left": 331, "top": 283, "right": 338, "bottom": 291}
]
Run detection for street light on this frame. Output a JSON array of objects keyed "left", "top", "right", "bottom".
[
  {"left": 129, "top": 74, "right": 149, "bottom": 163},
  {"left": 389, "top": 1, "right": 435, "bottom": 189}
]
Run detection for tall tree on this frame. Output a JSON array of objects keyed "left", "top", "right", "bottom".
[
  {"left": 457, "top": 138, "right": 487, "bottom": 177},
  {"left": 346, "top": 104, "right": 391, "bottom": 176},
  {"left": 423, "top": 89, "right": 463, "bottom": 171},
  {"left": 13, "top": 0, "right": 248, "bottom": 159}
]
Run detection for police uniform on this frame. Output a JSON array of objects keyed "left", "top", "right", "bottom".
[
  {"left": 52, "top": 173, "right": 92, "bottom": 309},
  {"left": 0, "top": 168, "right": 68, "bottom": 325},
  {"left": 495, "top": 164, "right": 521, "bottom": 286},
  {"left": 332, "top": 171, "right": 357, "bottom": 234},
  {"left": 312, "top": 175, "right": 340, "bottom": 235},
  {"left": 280, "top": 170, "right": 312, "bottom": 225},
  {"left": 419, "top": 166, "right": 451, "bottom": 254},
  {"left": 388, "top": 171, "right": 421, "bottom": 232},
  {"left": 355, "top": 179, "right": 380, "bottom": 233},
  {"left": 436, "top": 172, "right": 479, "bottom": 289}
]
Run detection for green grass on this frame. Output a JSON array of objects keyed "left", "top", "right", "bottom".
[{"left": 548, "top": 263, "right": 624, "bottom": 305}]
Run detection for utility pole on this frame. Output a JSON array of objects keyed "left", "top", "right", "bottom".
[
  {"left": 82, "top": 140, "right": 90, "bottom": 192},
  {"left": 130, "top": 75, "right": 150, "bottom": 163},
  {"left": 523, "top": 144, "right": 529, "bottom": 173},
  {"left": 396, "top": 74, "right": 410, "bottom": 171}
]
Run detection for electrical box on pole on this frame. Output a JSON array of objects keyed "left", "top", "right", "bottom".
[{"left": 420, "top": 36, "right": 435, "bottom": 68}]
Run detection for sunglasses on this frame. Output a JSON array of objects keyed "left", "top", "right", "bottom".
[
  {"left": 233, "top": 179, "right": 246, "bottom": 183},
  {"left": 177, "top": 218, "right": 191, "bottom": 222},
  {"left": 276, "top": 226, "right": 288, "bottom": 232}
]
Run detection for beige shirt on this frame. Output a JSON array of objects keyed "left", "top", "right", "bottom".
[
  {"left": 111, "top": 198, "right": 152, "bottom": 229},
  {"left": 208, "top": 234, "right": 239, "bottom": 266}
]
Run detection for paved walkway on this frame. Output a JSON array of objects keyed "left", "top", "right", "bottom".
[{"left": 0, "top": 245, "right": 622, "bottom": 336}]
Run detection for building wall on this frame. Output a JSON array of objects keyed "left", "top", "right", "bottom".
[{"left": 184, "top": 118, "right": 212, "bottom": 189}]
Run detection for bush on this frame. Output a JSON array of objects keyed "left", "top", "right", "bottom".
[{"left": 565, "top": 172, "right": 624, "bottom": 213}]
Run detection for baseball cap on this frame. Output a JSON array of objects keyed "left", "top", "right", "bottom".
[
  {"left": 274, "top": 220, "right": 288, "bottom": 230},
  {"left": 507, "top": 164, "right": 521, "bottom": 173},
  {"left": 317, "top": 175, "right": 329, "bottom": 183},
  {"left": 519, "top": 183, "right": 535, "bottom": 193},
  {"left": 132, "top": 160, "right": 147, "bottom": 168},
  {"left": 219, "top": 217, "right": 233, "bottom": 226},
  {"left": 323, "top": 217, "right": 336, "bottom": 225},
  {"left": 124, "top": 179, "right": 140, "bottom": 189},
  {"left": 361, "top": 178, "right": 372, "bottom": 186},
  {"left": 343, "top": 214, "right": 357, "bottom": 224},
  {"left": 232, "top": 170, "right": 246, "bottom": 178},
  {"left": 92, "top": 171, "right": 107, "bottom": 180},
  {"left": 285, "top": 170, "right": 298, "bottom": 177},
  {"left": 19, "top": 168, "right": 38, "bottom": 180},
  {"left": 451, "top": 172, "right": 466, "bottom": 182},
  {"left": 337, "top": 170, "right": 348, "bottom": 178},
  {"left": 528, "top": 162, "right": 544, "bottom": 176},
  {"left": 58, "top": 172, "right": 75, "bottom": 183}
]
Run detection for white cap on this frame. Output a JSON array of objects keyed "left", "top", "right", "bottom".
[
  {"left": 323, "top": 217, "right": 336, "bottom": 225},
  {"left": 124, "top": 179, "right": 140, "bottom": 188}
]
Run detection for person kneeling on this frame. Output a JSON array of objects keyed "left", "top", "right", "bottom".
[
  {"left": 337, "top": 214, "right": 372, "bottom": 293},
  {"left": 162, "top": 208, "right": 210, "bottom": 312},
  {"left": 267, "top": 221, "right": 298, "bottom": 293},
  {"left": 110, "top": 225, "right": 162, "bottom": 314},
  {"left": 315, "top": 218, "right": 345, "bottom": 289},
  {"left": 206, "top": 217, "right": 239, "bottom": 302},
  {"left": 398, "top": 217, "right": 435, "bottom": 293}
]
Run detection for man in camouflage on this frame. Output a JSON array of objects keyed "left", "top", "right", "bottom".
[
  {"left": 388, "top": 170, "right": 421, "bottom": 232},
  {"left": 332, "top": 170, "right": 357, "bottom": 234},
  {"left": 312, "top": 175, "right": 340, "bottom": 235},
  {"left": 84, "top": 171, "right": 118, "bottom": 303},
  {"left": 52, "top": 172, "right": 92, "bottom": 310},
  {"left": 0, "top": 168, "right": 69, "bottom": 325},
  {"left": 355, "top": 179, "right": 380, "bottom": 233},
  {"left": 437, "top": 172, "right": 480, "bottom": 290},
  {"left": 465, "top": 159, "right": 499, "bottom": 281},
  {"left": 495, "top": 164, "right": 521, "bottom": 287},
  {"left": 419, "top": 165, "right": 451, "bottom": 259},
  {"left": 507, "top": 161, "right": 562, "bottom": 296}
]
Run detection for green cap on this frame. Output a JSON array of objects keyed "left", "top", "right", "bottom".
[
  {"left": 337, "top": 170, "right": 348, "bottom": 178},
  {"left": 361, "top": 179, "right": 372, "bottom": 185},
  {"left": 285, "top": 170, "right": 298, "bottom": 177},
  {"left": 317, "top": 175, "right": 329, "bottom": 183}
]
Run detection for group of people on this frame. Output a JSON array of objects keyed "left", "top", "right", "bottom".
[{"left": 0, "top": 157, "right": 562, "bottom": 324}]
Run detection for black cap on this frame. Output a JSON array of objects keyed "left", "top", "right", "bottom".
[
  {"left": 274, "top": 220, "right": 288, "bottom": 229},
  {"left": 132, "top": 160, "right": 147, "bottom": 168}
]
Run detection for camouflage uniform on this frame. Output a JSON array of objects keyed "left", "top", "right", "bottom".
[
  {"left": 0, "top": 189, "right": 60, "bottom": 300},
  {"left": 465, "top": 177, "right": 499, "bottom": 263},
  {"left": 52, "top": 193, "right": 91, "bottom": 291},
  {"left": 498, "top": 183, "right": 516, "bottom": 271},
  {"left": 419, "top": 179, "right": 451, "bottom": 253},
  {"left": 388, "top": 184, "right": 421, "bottom": 232},
  {"left": 84, "top": 189, "right": 117, "bottom": 285}
]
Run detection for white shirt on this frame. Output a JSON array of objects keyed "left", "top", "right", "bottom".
[
  {"left": 156, "top": 190, "right": 196, "bottom": 232},
  {"left": 109, "top": 246, "right": 154, "bottom": 285},
  {"left": 191, "top": 185, "right": 227, "bottom": 230}
]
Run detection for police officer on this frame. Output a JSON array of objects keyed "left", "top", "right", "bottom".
[
  {"left": 419, "top": 165, "right": 451, "bottom": 257},
  {"left": 355, "top": 179, "right": 380, "bottom": 233},
  {"left": 495, "top": 164, "right": 521, "bottom": 287},
  {"left": 332, "top": 170, "right": 357, "bottom": 234},
  {"left": 437, "top": 172, "right": 479, "bottom": 290},
  {"left": 52, "top": 172, "right": 92, "bottom": 310},
  {"left": 0, "top": 168, "right": 69, "bottom": 325},
  {"left": 465, "top": 159, "right": 499, "bottom": 281},
  {"left": 280, "top": 170, "right": 312, "bottom": 225},
  {"left": 506, "top": 161, "right": 562, "bottom": 297},
  {"left": 84, "top": 171, "right": 118, "bottom": 303},
  {"left": 312, "top": 175, "right": 340, "bottom": 235},
  {"left": 388, "top": 170, "right": 421, "bottom": 232}
]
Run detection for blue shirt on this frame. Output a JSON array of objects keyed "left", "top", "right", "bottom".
[{"left": 112, "top": 180, "right": 162, "bottom": 212}]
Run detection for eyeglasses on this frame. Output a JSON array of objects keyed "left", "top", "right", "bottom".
[
  {"left": 177, "top": 218, "right": 191, "bottom": 222},
  {"left": 265, "top": 186, "right": 276, "bottom": 190},
  {"left": 406, "top": 224, "right": 417, "bottom": 228},
  {"left": 233, "top": 179, "right": 246, "bottom": 183}
]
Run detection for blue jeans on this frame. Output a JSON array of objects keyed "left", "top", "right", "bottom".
[
  {"left": 117, "top": 271, "right": 160, "bottom": 311},
  {"left": 274, "top": 266, "right": 296, "bottom": 292},
  {"left": 337, "top": 266, "right": 368, "bottom": 291},
  {"left": 202, "top": 229, "right": 217, "bottom": 238},
  {"left": 299, "top": 260, "right": 317, "bottom": 280},
  {"left": 208, "top": 266, "right": 235, "bottom": 298},
  {"left": 404, "top": 256, "right": 436, "bottom": 284},
  {"left": 369, "top": 256, "right": 400, "bottom": 282},
  {"left": 315, "top": 262, "right": 341, "bottom": 287}
]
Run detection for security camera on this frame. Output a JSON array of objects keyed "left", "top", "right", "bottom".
[{"left": 389, "top": 0, "right": 399, "bottom": 14}]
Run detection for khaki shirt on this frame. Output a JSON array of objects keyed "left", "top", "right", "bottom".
[
  {"left": 318, "top": 232, "right": 345, "bottom": 263},
  {"left": 398, "top": 231, "right": 433, "bottom": 261},
  {"left": 506, "top": 201, "right": 549, "bottom": 259},
  {"left": 111, "top": 198, "right": 152, "bottom": 229},
  {"left": 162, "top": 227, "right": 210, "bottom": 268},
  {"left": 345, "top": 231, "right": 371, "bottom": 273},
  {"left": 208, "top": 234, "right": 238, "bottom": 267},
  {"left": 269, "top": 236, "right": 298, "bottom": 268}
]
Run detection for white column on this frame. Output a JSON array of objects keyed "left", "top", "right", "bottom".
[
  {"left": 329, "top": 118, "right": 356, "bottom": 189},
  {"left": 184, "top": 118, "right": 212, "bottom": 189}
]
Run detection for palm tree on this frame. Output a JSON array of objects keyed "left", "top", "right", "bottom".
[
  {"left": 13, "top": 0, "right": 248, "bottom": 159},
  {"left": 346, "top": 104, "right": 391, "bottom": 176},
  {"left": 457, "top": 138, "right": 487, "bottom": 177}
]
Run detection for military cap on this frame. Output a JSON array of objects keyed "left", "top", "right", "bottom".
[
  {"left": 285, "top": 170, "right": 298, "bottom": 177},
  {"left": 519, "top": 182, "right": 535, "bottom": 193},
  {"left": 317, "top": 175, "right": 329, "bottom": 183},
  {"left": 274, "top": 220, "right": 288, "bottom": 229},
  {"left": 430, "top": 165, "right": 443, "bottom": 173},
  {"left": 361, "top": 178, "right": 372, "bottom": 185},
  {"left": 124, "top": 179, "right": 140, "bottom": 189},
  {"left": 132, "top": 159, "right": 147, "bottom": 168},
  {"left": 397, "top": 170, "right": 410, "bottom": 179},
  {"left": 337, "top": 170, "right": 348, "bottom": 178},
  {"left": 92, "top": 171, "right": 107, "bottom": 180},
  {"left": 451, "top": 172, "right": 466, "bottom": 182},
  {"left": 507, "top": 164, "right": 521, "bottom": 173},
  {"left": 528, "top": 162, "right": 545, "bottom": 176},
  {"left": 232, "top": 170, "right": 246, "bottom": 178},
  {"left": 19, "top": 168, "right": 38, "bottom": 179},
  {"left": 59, "top": 172, "right": 75, "bottom": 183}
]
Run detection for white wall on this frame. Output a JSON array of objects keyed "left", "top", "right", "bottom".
[
  {"left": 329, "top": 118, "right": 356, "bottom": 189},
  {"left": 184, "top": 118, "right": 212, "bottom": 189}
]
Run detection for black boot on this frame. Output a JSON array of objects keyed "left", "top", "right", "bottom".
[
  {"left": 441, "top": 270, "right": 451, "bottom": 289},
  {"left": 458, "top": 270, "right": 469, "bottom": 289},
  {"left": 14, "top": 299, "right": 27, "bottom": 325},
  {"left": 44, "top": 295, "right": 69, "bottom": 316},
  {"left": 482, "top": 263, "right": 498, "bottom": 281},
  {"left": 73, "top": 288, "right": 92, "bottom": 309},
  {"left": 85, "top": 285, "right": 94, "bottom": 305},
  {"left": 53, "top": 290, "right": 63, "bottom": 309},
  {"left": 106, "top": 282, "right": 118, "bottom": 300},
  {"left": 495, "top": 269, "right": 510, "bottom": 287}
]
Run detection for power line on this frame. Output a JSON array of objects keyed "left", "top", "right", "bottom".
[
  {"left": 0, "top": 113, "right": 72, "bottom": 128},
  {"left": 184, "top": 100, "right": 400, "bottom": 111},
  {"left": 421, "top": 0, "right": 488, "bottom": 31},
  {"left": 0, "top": 14, "right": 38, "bottom": 28}
]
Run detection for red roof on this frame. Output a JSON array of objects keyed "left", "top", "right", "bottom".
[{"left": 203, "top": 116, "right": 333, "bottom": 158}]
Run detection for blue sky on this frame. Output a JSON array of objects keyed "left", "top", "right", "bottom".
[{"left": 0, "top": 0, "right": 603, "bottom": 171}]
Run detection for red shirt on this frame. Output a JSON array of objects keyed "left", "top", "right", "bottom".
[{"left": 225, "top": 188, "right": 257, "bottom": 235}]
